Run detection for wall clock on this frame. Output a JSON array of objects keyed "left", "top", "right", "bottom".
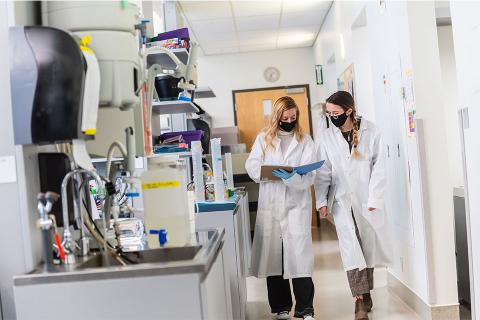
[{"left": 264, "top": 66, "right": 280, "bottom": 82}]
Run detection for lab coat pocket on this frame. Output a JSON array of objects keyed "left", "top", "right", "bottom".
[{"left": 362, "top": 205, "right": 385, "bottom": 229}]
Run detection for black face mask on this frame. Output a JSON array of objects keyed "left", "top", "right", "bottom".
[
  {"left": 279, "top": 120, "right": 296, "bottom": 132},
  {"left": 330, "top": 113, "right": 348, "bottom": 128}
]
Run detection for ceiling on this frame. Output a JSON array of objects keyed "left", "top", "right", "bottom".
[{"left": 177, "top": 0, "right": 332, "bottom": 55}]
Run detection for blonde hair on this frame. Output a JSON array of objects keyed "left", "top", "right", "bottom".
[
  {"left": 263, "top": 96, "right": 305, "bottom": 152},
  {"left": 326, "top": 91, "right": 361, "bottom": 159}
]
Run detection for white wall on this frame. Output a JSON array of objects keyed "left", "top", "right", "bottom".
[
  {"left": 450, "top": 2, "right": 480, "bottom": 317},
  {"left": 312, "top": 0, "right": 458, "bottom": 310},
  {"left": 0, "top": 3, "right": 44, "bottom": 319},
  {"left": 196, "top": 47, "right": 321, "bottom": 130},
  {"left": 437, "top": 25, "right": 463, "bottom": 188}
]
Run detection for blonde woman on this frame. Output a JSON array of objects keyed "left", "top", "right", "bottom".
[
  {"left": 314, "top": 91, "right": 391, "bottom": 320},
  {"left": 246, "top": 96, "right": 316, "bottom": 320}
]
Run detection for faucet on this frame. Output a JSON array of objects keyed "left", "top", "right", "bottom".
[
  {"left": 37, "top": 192, "right": 60, "bottom": 271},
  {"left": 61, "top": 168, "right": 104, "bottom": 265}
]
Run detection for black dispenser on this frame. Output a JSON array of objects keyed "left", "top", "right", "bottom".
[{"left": 9, "top": 26, "right": 86, "bottom": 145}]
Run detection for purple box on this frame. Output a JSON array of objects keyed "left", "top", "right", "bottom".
[
  {"left": 160, "top": 130, "right": 203, "bottom": 147},
  {"left": 156, "top": 28, "right": 190, "bottom": 41}
]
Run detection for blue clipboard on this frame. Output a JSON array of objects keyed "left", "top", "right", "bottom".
[{"left": 294, "top": 160, "right": 325, "bottom": 175}]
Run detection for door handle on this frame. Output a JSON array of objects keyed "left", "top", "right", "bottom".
[
  {"left": 397, "top": 144, "right": 400, "bottom": 158},
  {"left": 387, "top": 145, "right": 390, "bottom": 158}
]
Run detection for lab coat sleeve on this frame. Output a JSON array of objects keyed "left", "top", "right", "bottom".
[
  {"left": 283, "top": 138, "right": 316, "bottom": 190},
  {"left": 367, "top": 131, "right": 387, "bottom": 209},
  {"left": 313, "top": 138, "right": 332, "bottom": 209},
  {"left": 245, "top": 134, "right": 264, "bottom": 183}
]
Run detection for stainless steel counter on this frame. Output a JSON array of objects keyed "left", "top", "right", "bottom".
[{"left": 14, "top": 228, "right": 225, "bottom": 286}]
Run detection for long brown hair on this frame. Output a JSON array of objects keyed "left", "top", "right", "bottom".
[
  {"left": 326, "top": 91, "right": 361, "bottom": 159},
  {"left": 264, "top": 96, "right": 305, "bottom": 152}
]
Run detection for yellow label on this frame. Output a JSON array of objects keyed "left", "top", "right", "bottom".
[
  {"left": 84, "top": 128, "right": 96, "bottom": 135},
  {"left": 142, "top": 181, "right": 181, "bottom": 189},
  {"left": 80, "top": 34, "right": 91, "bottom": 47},
  {"left": 80, "top": 46, "right": 94, "bottom": 54}
]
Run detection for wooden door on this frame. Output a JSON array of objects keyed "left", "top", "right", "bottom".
[{"left": 234, "top": 86, "right": 312, "bottom": 152}]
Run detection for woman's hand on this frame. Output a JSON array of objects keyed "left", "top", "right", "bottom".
[
  {"left": 319, "top": 206, "right": 328, "bottom": 217},
  {"left": 368, "top": 207, "right": 377, "bottom": 212}
]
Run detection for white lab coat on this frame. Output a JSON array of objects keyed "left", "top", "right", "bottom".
[
  {"left": 246, "top": 132, "right": 316, "bottom": 279},
  {"left": 314, "top": 119, "right": 392, "bottom": 271}
]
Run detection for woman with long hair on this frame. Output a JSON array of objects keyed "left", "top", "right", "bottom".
[
  {"left": 246, "top": 96, "right": 316, "bottom": 320},
  {"left": 314, "top": 91, "right": 391, "bottom": 320}
]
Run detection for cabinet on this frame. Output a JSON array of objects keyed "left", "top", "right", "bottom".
[{"left": 195, "top": 193, "right": 251, "bottom": 320}]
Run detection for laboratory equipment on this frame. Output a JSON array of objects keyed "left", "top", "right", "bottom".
[
  {"left": 42, "top": 1, "right": 142, "bottom": 111},
  {"left": 9, "top": 26, "right": 86, "bottom": 145},
  {"left": 41, "top": 1, "right": 141, "bottom": 32},
  {"left": 141, "top": 156, "right": 191, "bottom": 248},
  {"left": 155, "top": 75, "right": 183, "bottom": 101},
  {"left": 192, "top": 141, "right": 205, "bottom": 202},
  {"left": 36, "top": 192, "right": 60, "bottom": 270},
  {"left": 225, "top": 153, "right": 234, "bottom": 191},
  {"left": 211, "top": 138, "right": 225, "bottom": 202},
  {"left": 79, "top": 35, "right": 101, "bottom": 137},
  {"left": 61, "top": 169, "right": 105, "bottom": 264}
]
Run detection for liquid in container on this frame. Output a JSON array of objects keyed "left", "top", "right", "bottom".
[{"left": 141, "top": 156, "right": 190, "bottom": 248}]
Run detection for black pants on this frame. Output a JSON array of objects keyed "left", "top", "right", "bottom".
[{"left": 266, "top": 246, "right": 315, "bottom": 317}]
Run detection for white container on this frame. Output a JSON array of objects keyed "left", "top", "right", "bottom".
[
  {"left": 211, "top": 138, "right": 225, "bottom": 202},
  {"left": 191, "top": 141, "right": 205, "bottom": 202},
  {"left": 42, "top": 1, "right": 141, "bottom": 33},
  {"left": 74, "top": 31, "right": 142, "bottom": 110},
  {"left": 141, "top": 156, "right": 190, "bottom": 248}
]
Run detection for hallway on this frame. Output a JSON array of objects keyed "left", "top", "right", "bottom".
[{"left": 246, "top": 221, "right": 421, "bottom": 320}]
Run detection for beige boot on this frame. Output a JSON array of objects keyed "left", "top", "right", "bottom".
[{"left": 355, "top": 299, "right": 369, "bottom": 320}]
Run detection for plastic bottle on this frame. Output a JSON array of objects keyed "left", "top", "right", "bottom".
[
  {"left": 178, "top": 89, "right": 191, "bottom": 102},
  {"left": 141, "top": 155, "right": 190, "bottom": 248}
]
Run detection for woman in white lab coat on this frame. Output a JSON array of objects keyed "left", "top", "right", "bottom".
[
  {"left": 314, "top": 91, "right": 391, "bottom": 320},
  {"left": 246, "top": 96, "right": 316, "bottom": 320}
]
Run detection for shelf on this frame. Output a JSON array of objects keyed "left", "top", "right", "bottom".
[
  {"left": 194, "top": 86, "right": 216, "bottom": 99},
  {"left": 91, "top": 157, "right": 123, "bottom": 164},
  {"left": 146, "top": 48, "right": 189, "bottom": 70},
  {"left": 152, "top": 100, "right": 199, "bottom": 115},
  {"left": 148, "top": 151, "right": 192, "bottom": 158}
]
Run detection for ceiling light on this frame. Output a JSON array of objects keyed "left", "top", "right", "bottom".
[{"left": 278, "top": 30, "right": 316, "bottom": 46}]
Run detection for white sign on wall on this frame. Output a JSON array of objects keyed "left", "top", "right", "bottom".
[
  {"left": 263, "top": 99, "right": 272, "bottom": 116},
  {"left": 0, "top": 156, "right": 17, "bottom": 183}
]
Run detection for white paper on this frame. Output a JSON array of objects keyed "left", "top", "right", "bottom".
[
  {"left": 72, "top": 139, "right": 94, "bottom": 171},
  {"left": 263, "top": 100, "right": 272, "bottom": 116},
  {"left": 0, "top": 156, "right": 17, "bottom": 183}
]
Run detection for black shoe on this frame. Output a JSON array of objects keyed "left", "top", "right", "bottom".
[{"left": 363, "top": 293, "right": 373, "bottom": 312}]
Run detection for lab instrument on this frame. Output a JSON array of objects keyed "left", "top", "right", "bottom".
[
  {"left": 211, "top": 138, "right": 225, "bottom": 202},
  {"left": 141, "top": 156, "right": 191, "bottom": 248}
]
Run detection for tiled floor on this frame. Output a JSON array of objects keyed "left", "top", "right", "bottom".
[{"left": 246, "top": 221, "right": 422, "bottom": 320}]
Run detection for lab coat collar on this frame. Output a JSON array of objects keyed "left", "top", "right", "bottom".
[
  {"left": 283, "top": 133, "right": 299, "bottom": 160},
  {"left": 274, "top": 132, "right": 299, "bottom": 160},
  {"left": 359, "top": 117, "right": 368, "bottom": 131},
  {"left": 331, "top": 118, "right": 366, "bottom": 157}
]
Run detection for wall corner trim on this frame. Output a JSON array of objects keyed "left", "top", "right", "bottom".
[{"left": 387, "top": 271, "right": 460, "bottom": 320}]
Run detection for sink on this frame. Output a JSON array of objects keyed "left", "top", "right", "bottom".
[{"left": 76, "top": 246, "right": 202, "bottom": 270}]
